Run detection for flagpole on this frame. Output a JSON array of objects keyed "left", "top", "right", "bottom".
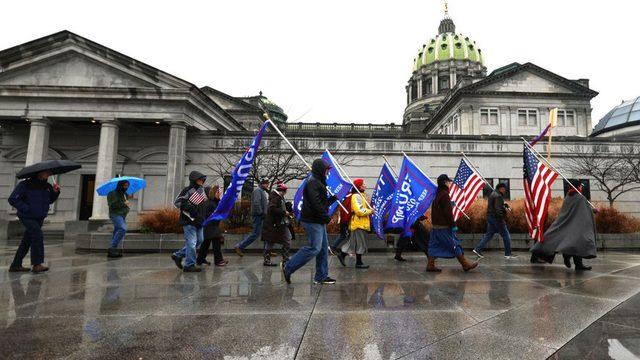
[
  {"left": 521, "top": 137, "right": 596, "bottom": 209},
  {"left": 325, "top": 149, "right": 375, "bottom": 212},
  {"left": 265, "top": 119, "right": 348, "bottom": 213},
  {"left": 461, "top": 152, "right": 494, "bottom": 191},
  {"left": 400, "top": 152, "right": 471, "bottom": 221},
  {"left": 382, "top": 155, "right": 399, "bottom": 177}
]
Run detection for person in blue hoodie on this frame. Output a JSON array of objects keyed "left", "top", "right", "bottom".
[{"left": 8, "top": 170, "right": 60, "bottom": 273}]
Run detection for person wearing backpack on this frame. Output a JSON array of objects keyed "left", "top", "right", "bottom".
[
  {"left": 330, "top": 192, "right": 352, "bottom": 254},
  {"left": 337, "top": 179, "right": 373, "bottom": 269}
]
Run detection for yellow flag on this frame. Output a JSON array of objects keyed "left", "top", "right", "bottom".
[{"left": 549, "top": 108, "right": 558, "bottom": 128}]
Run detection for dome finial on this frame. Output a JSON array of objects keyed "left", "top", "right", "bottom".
[
  {"left": 438, "top": 1, "right": 455, "bottom": 34},
  {"left": 444, "top": 0, "right": 449, "bottom": 17}
]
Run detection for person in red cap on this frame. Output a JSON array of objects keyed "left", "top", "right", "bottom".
[
  {"left": 337, "top": 178, "right": 373, "bottom": 269},
  {"left": 262, "top": 182, "right": 291, "bottom": 266}
]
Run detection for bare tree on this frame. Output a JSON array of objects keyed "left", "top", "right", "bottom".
[{"left": 563, "top": 144, "right": 640, "bottom": 207}]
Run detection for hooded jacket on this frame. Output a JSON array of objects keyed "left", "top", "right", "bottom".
[
  {"left": 349, "top": 191, "right": 372, "bottom": 232},
  {"left": 300, "top": 159, "right": 336, "bottom": 224},
  {"left": 486, "top": 190, "right": 507, "bottom": 221},
  {"left": 8, "top": 178, "right": 59, "bottom": 219},
  {"left": 107, "top": 180, "right": 130, "bottom": 218},
  {"left": 174, "top": 171, "right": 208, "bottom": 227}
]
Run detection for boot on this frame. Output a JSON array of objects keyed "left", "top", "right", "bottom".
[
  {"left": 263, "top": 255, "right": 277, "bottom": 267},
  {"left": 573, "top": 257, "right": 592, "bottom": 271},
  {"left": 355, "top": 254, "right": 369, "bottom": 269},
  {"left": 456, "top": 255, "right": 478, "bottom": 272},
  {"left": 426, "top": 256, "right": 442, "bottom": 272},
  {"left": 563, "top": 254, "right": 572, "bottom": 268},
  {"left": 32, "top": 264, "right": 49, "bottom": 273},
  {"left": 394, "top": 250, "right": 407, "bottom": 262}
]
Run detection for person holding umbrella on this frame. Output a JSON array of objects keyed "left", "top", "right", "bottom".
[
  {"left": 8, "top": 170, "right": 61, "bottom": 273},
  {"left": 96, "top": 176, "right": 146, "bottom": 258},
  {"left": 106, "top": 180, "right": 130, "bottom": 258}
]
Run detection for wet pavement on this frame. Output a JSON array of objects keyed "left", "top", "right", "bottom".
[{"left": 1, "top": 242, "right": 640, "bottom": 359}]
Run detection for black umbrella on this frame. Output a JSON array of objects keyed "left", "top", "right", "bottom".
[{"left": 16, "top": 160, "right": 82, "bottom": 179}]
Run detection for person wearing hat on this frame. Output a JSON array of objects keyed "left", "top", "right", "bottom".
[
  {"left": 262, "top": 182, "right": 292, "bottom": 266},
  {"left": 473, "top": 183, "right": 517, "bottom": 260},
  {"left": 337, "top": 178, "right": 373, "bottom": 269},
  {"left": 234, "top": 178, "right": 270, "bottom": 256},
  {"left": 282, "top": 158, "right": 337, "bottom": 285},
  {"left": 530, "top": 180, "right": 598, "bottom": 271},
  {"left": 171, "top": 170, "right": 208, "bottom": 272},
  {"left": 428, "top": 174, "right": 478, "bottom": 272}
]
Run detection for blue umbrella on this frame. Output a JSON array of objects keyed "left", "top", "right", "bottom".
[{"left": 96, "top": 176, "right": 146, "bottom": 196}]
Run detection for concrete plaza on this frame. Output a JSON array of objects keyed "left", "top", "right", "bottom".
[{"left": 1, "top": 242, "right": 640, "bottom": 359}]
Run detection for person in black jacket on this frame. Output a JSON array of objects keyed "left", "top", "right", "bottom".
[
  {"left": 282, "top": 159, "right": 337, "bottom": 285},
  {"left": 8, "top": 170, "right": 60, "bottom": 273},
  {"left": 171, "top": 171, "right": 208, "bottom": 272},
  {"left": 394, "top": 216, "right": 430, "bottom": 262},
  {"left": 473, "top": 183, "right": 516, "bottom": 259},
  {"left": 197, "top": 185, "right": 228, "bottom": 267}
]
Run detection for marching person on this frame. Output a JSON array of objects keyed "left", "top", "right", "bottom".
[
  {"left": 282, "top": 159, "right": 337, "bottom": 285},
  {"left": 234, "top": 179, "right": 269, "bottom": 257},
  {"left": 330, "top": 192, "right": 352, "bottom": 254},
  {"left": 530, "top": 180, "right": 597, "bottom": 271},
  {"left": 473, "top": 183, "right": 517, "bottom": 259},
  {"left": 262, "top": 183, "right": 292, "bottom": 267},
  {"left": 285, "top": 201, "right": 296, "bottom": 243},
  {"left": 171, "top": 171, "right": 208, "bottom": 272},
  {"left": 394, "top": 216, "right": 430, "bottom": 262},
  {"left": 337, "top": 179, "right": 373, "bottom": 269},
  {"left": 106, "top": 180, "right": 130, "bottom": 258},
  {"left": 197, "top": 185, "right": 228, "bottom": 267},
  {"left": 8, "top": 170, "right": 60, "bottom": 273},
  {"left": 428, "top": 174, "right": 478, "bottom": 272}
]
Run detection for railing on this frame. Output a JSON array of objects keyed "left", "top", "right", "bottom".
[{"left": 280, "top": 122, "right": 404, "bottom": 133}]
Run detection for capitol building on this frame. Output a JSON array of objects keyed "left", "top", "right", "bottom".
[{"left": 0, "top": 8, "right": 637, "bottom": 235}]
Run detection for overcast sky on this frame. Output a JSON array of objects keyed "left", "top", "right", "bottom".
[{"left": 1, "top": 0, "right": 637, "bottom": 127}]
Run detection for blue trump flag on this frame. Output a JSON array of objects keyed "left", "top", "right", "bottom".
[
  {"left": 292, "top": 150, "right": 351, "bottom": 220},
  {"left": 205, "top": 121, "right": 269, "bottom": 223},
  {"left": 370, "top": 163, "right": 397, "bottom": 240},
  {"left": 385, "top": 155, "right": 437, "bottom": 235},
  {"left": 322, "top": 150, "right": 352, "bottom": 216}
]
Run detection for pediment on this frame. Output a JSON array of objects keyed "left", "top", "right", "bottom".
[
  {"left": 0, "top": 51, "right": 160, "bottom": 88},
  {"left": 475, "top": 70, "right": 573, "bottom": 94}
]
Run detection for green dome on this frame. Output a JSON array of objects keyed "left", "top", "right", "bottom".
[{"left": 413, "top": 33, "right": 483, "bottom": 71}]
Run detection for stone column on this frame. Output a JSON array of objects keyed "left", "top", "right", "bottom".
[
  {"left": 432, "top": 74, "right": 438, "bottom": 94},
  {"left": 90, "top": 118, "right": 119, "bottom": 220},
  {"left": 25, "top": 117, "right": 51, "bottom": 166},
  {"left": 165, "top": 121, "right": 187, "bottom": 205}
]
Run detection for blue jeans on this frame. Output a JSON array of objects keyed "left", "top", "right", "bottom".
[
  {"left": 331, "top": 222, "right": 349, "bottom": 249},
  {"left": 11, "top": 217, "right": 45, "bottom": 267},
  {"left": 284, "top": 222, "right": 329, "bottom": 282},
  {"left": 109, "top": 215, "right": 127, "bottom": 249},
  {"left": 475, "top": 216, "right": 512, "bottom": 256},
  {"left": 174, "top": 225, "right": 204, "bottom": 267},
  {"left": 236, "top": 215, "right": 264, "bottom": 250}
]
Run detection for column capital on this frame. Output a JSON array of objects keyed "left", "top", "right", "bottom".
[
  {"left": 25, "top": 117, "right": 51, "bottom": 126},
  {"left": 166, "top": 119, "right": 188, "bottom": 129},
  {"left": 94, "top": 118, "right": 119, "bottom": 126}
]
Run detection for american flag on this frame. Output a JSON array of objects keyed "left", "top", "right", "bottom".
[
  {"left": 449, "top": 159, "right": 485, "bottom": 221},
  {"left": 188, "top": 189, "right": 206, "bottom": 206},
  {"left": 523, "top": 147, "right": 558, "bottom": 242}
]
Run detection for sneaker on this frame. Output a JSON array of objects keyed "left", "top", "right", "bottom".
[
  {"left": 314, "top": 277, "right": 336, "bottom": 285},
  {"left": 280, "top": 261, "right": 291, "bottom": 284},
  {"left": 214, "top": 259, "right": 229, "bottom": 267},
  {"left": 183, "top": 266, "right": 202, "bottom": 273},
  {"left": 196, "top": 259, "right": 212, "bottom": 266},
  {"left": 107, "top": 248, "right": 123, "bottom": 258},
  {"left": 504, "top": 255, "right": 518, "bottom": 260},
  {"left": 234, "top": 247, "right": 244, "bottom": 258},
  {"left": 355, "top": 264, "right": 370, "bottom": 269},
  {"left": 263, "top": 261, "right": 278, "bottom": 267},
  {"left": 472, "top": 249, "right": 484, "bottom": 259},
  {"left": 8, "top": 266, "right": 30, "bottom": 272},
  {"left": 171, "top": 254, "right": 183, "bottom": 269},
  {"left": 394, "top": 255, "right": 407, "bottom": 262}
]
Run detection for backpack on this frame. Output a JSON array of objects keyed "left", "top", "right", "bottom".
[{"left": 339, "top": 193, "right": 353, "bottom": 224}]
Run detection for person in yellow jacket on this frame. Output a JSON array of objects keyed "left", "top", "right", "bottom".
[{"left": 337, "top": 178, "right": 373, "bottom": 269}]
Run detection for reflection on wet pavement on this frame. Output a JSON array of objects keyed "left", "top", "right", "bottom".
[{"left": 0, "top": 242, "right": 639, "bottom": 359}]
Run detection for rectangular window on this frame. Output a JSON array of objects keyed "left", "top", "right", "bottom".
[
  {"left": 410, "top": 83, "right": 417, "bottom": 101},
  {"left": 498, "top": 178, "right": 511, "bottom": 200},
  {"left": 440, "top": 77, "right": 449, "bottom": 91},
  {"left": 557, "top": 109, "right": 576, "bottom": 127},
  {"left": 563, "top": 179, "right": 591, "bottom": 200},
  {"left": 423, "top": 78, "right": 432, "bottom": 95},
  {"left": 480, "top": 108, "right": 499, "bottom": 125},
  {"left": 452, "top": 114, "right": 460, "bottom": 133},
  {"left": 482, "top": 178, "right": 495, "bottom": 198},
  {"left": 518, "top": 109, "right": 538, "bottom": 126}
]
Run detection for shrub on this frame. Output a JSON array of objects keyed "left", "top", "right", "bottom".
[
  {"left": 596, "top": 206, "right": 640, "bottom": 234},
  {"left": 225, "top": 200, "right": 251, "bottom": 229},
  {"left": 138, "top": 207, "right": 182, "bottom": 234}
]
